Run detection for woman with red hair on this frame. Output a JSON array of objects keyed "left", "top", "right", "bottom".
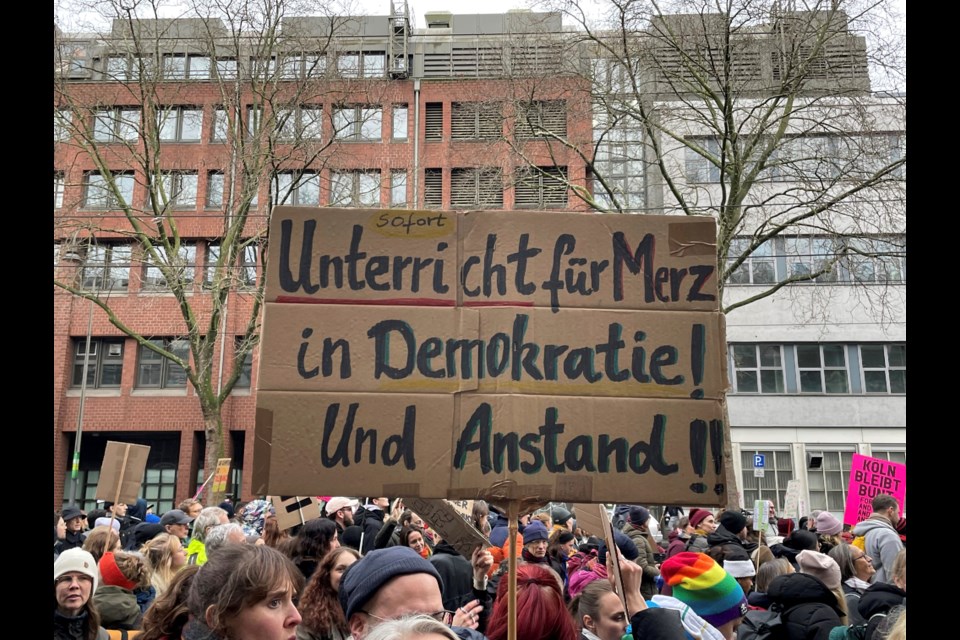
[{"left": 485, "top": 563, "right": 577, "bottom": 640}]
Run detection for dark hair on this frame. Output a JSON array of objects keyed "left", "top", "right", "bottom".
[
  {"left": 298, "top": 547, "right": 362, "bottom": 635},
  {"left": 486, "top": 564, "right": 577, "bottom": 640},
  {"left": 828, "top": 544, "right": 858, "bottom": 582},
  {"left": 399, "top": 509, "right": 415, "bottom": 528},
  {"left": 86, "top": 509, "right": 106, "bottom": 530},
  {"left": 399, "top": 525, "right": 426, "bottom": 549},
  {"left": 188, "top": 545, "right": 305, "bottom": 637},
  {"left": 295, "top": 518, "right": 339, "bottom": 561},
  {"left": 139, "top": 565, "right": 200, "bottom": 640},
  {"left": 872, "top": 494, "right": 898, "bottom": 512}
]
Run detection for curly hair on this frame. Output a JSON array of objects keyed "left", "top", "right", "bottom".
[
  {"left": 294, "top": 518, "right": 339, "bottom": 563},
  {"left": 298, "top": 547, "right": 361, "bottom": 636}
]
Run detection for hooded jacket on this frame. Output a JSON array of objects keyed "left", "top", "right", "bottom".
[
  {"left": 706, "top": 524, "right": 759, "bottom": 556},
  {"left": 851, "top": 515, "right": 903, "bottom": 584},
  {"left": 857, "top": 581, "right": 905, "bottom": 640},
  {"left": 94, "top": 584, "right": 143, "bottom": 630},
  {"left": 53, "top": 610, "right": 111, "bottom": 640},
  {"left": 766, "top": 573, "right": 844, "bottom": 640},
  {"left": 55, "top": 530, "right": 86, "bottom": 557},
  {"left": 664, "top": 528, "right": 689, "bottom": 560},
  {"left": 430, "top": 541, "right": 475, "bottom": 613},
  {"left": 353, "top": 505, "right": 385, "bottom": 555}
]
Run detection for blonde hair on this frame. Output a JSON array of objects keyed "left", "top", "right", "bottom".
[
  {"left": 830, "top": 587, "right": 849, "bottom": 626},
  {"left": 142, "top": 533, "right": 183, "bottom": 597},
  {"left": 890, "top": 548, "right": 906, "bottom": 589},
  {"left": 885, "top": 608, "right": 906, "bottom": 640}
]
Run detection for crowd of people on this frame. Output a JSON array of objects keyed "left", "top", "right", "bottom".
[{"left": 53, "top": 493, "right": 906, "bottom": 640}]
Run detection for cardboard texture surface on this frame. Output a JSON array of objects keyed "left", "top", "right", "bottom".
[
  {"left": 599, "top": 505, "right": 626, "bottom": 609},
  {"left": 95, "top": 441, "right": 150, "bottom": 504},
  {"left": 403, "top": 497, "right": 491, "bottom": 558},
  {"left": 449, "top": 395, "right": 728, "bottom": 504},
  {"left": 252, "top": 392, "right": 454, "bottom": 498},
  {"left": 571, "top": 503, "right": 606, "bottom": 537},
  {"left": 272, "top": 495, "right": 323, "bottom": 530},
  {"left": 265, "top": 208, "right": 458, "bottom": 305},
  {"left": 256, "top": 208, "right": 728, "bottom": 505}
]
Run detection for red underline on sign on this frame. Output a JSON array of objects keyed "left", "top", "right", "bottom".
[
  {"left": 462, "top": 301, "right": 535, "bottom": 307},
  {"left": 274, "top": 296, "right": 456, "bottom": 306}
]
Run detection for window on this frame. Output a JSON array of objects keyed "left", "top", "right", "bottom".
[
  {"left": 275, "top": 106, "right": 323, "bottom": 140},
  {"left": 336, "top": 51, "right": 385, "bottom": 78},
  {"left": 206, "top": 172, "right": 224, "bottom": 209},
  {"left": 330, "top": 170, "right": 381, "bottom": 207},
  {"left": 215, "top": 58, "right": 238, "bottom": 80},
  {"left": 271, "top": 172, "right": 320, "bottom": 206},
  {"left": 797, "top": 345, "right": 849, "bottom": 394},
  {"left": 592, "top": 107, "right": 645, "bottom": 210},
  {"left": 783, "top": 237, "right": 840, "bottom": 283},
  {"left": 731, "top": 344, "right": 785, "bottom": 393},
  {"left": 425, "top": 103, "right": 442, "bottom": 141},
  {"left": 423, "top": 168, "right": 442, "bottom": 208},
  {"left": 72, "top": 338, "right": 124, "bottom": 388},
  {"left": 248, "top": 56, "right": 277, "bottom": 79},
  {"left": 93, "top": 108, "right": 139, "bottom": 143},
  {"left": 739, "top": 449, "right": 793, "bottom": 512},
  {"left": 685, "top": 137, "right": 721, "bottom": 183},
  {"left": 55, "top": 110, "right": 72, "bottom": 142},
  {"left": 333, "top": 106, "right": 382, "bottom": 141},
  {"left": 205, "top": 243, "right": 257, "bottom": 288},
  {"left": 807, "top": 450, "right": 855, "bottom": 512},
  {"left": 142, "top": 244, "right": 196, "bottom": 291},
  {"left": 281, "top": 53, "right": 326, "bottom": 79},
  {"left": 451, "top": 168, "right": 503, "bottom": 209},
  {"left": 152, "top": 172, "right": 199, "bottom": 211},
  {"left": 212, "top": 108, "right": 231, "bottom": 142},
  {"left": 870, "top": 450, "right": 906, "bottom": 466},
  {"left": 55, "top": 173, "right": 65, "bottom": 209},
  {"left": 516, "top": 101, "right": 566, "bottom": 139},
  {"left": 158, "top": 107, "right": 203, "bottom": 142},
  {"left": 162, "top": 54, "right": 210, "bottom": 79},
  {"left": 726, "top": 238, "right": 777, "bottom": 284},
  {"left": 83, "top": 172, "right": 134, "bottom": 209},
  {"left": 80, "top": 244, "right": 131, "bottom": 291},
  {"left": 451, "top": 102, "right": 501, "bottom": 140},
  {"left": 142, "top": 465, "right": 177, "bottom": 515},
  {"left": 136, "top": 338, "right": 189, "bottom": 389},
  {"left": 392, "top": 104, "right": 408, "bottom": 140},
  {"left": 247, "top": 106, "right": 263, "bottom": 136},
  {"left": 515, "top": 166, "right": 567, "bottom": 209},
  {"left": 859, "top": 344, "right": 906, "bottom": 394},
  {"left": 391, "top": 171, "right": 407, "bottom": 207},
  {"left": 104, "top": 55, "right": 132, "bottom": 81},
  {"left": 234, "top": 339, "right": 253, "bottom": 388},
  {"left": 844, "top": 237, "right": 906, "bottom": 283}
]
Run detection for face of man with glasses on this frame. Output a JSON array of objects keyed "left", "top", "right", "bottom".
[{"left": 350, "top": 573, "right": 449, "bottom": 639}]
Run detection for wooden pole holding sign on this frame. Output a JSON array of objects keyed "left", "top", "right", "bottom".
[
  {"left": 507, "top": 500, "right": 519, "bottom": 640},
  {"left": 600, "top": 504, "right": 626, "bottom": 611},
  {"left": 107, "top": 444, "right": 132, "bottom": 532}
]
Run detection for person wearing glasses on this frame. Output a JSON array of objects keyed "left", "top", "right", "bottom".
[
  {"left": 338, "top": 545, "right": 492, "bottom": 639},
  {"left": 829, "top": 543, "right": 876, "bottom": 625},
  {"left": 54, "top": 548, "right": 111, "bottom": 640}
]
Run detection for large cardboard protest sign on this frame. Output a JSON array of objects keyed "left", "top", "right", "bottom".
[
  {"left": 272, "top": 495, "right": 323, "bottom": 530},
  {"left": 96, "top": 441, "right": 150, "bottom": 505},
  {"left": 254, "top": 207, "right": 728, "bottom": 506},
  {"left": 843, "top": 454, "right": 906, "bottom": 526}
]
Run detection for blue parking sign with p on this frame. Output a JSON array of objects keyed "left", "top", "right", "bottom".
[{"left": 754, "top": 454, "right": 765, "bottom": 468}]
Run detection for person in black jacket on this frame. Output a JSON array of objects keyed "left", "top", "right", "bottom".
[
  {"left": 857, "top": 578, "right": 905, "bottom": 640},
  {"left": 56, "top": 505, "right": 87, "bottom": 557},
  {"left": 430, "top": 538, "right": 477, "bottom": 613},
  {"left": 354, "top": 498, "right": 389, "bottom": 554},
  {"left": 708, "top": 510, "right": 759, "bottom": 558},
  {"left": 764, "top": 572, "right": 844, "bottom": 640}
]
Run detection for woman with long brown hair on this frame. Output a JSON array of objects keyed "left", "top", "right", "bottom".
[
  {"left": 296, "top": 547, "right": 361, "bottom": 640},
  {"left": 139, "top": 565, "right": 200, "bottom": 640}
]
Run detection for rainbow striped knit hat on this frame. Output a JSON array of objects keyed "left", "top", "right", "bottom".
[{"left": 660, "top": 552, "right": 749, "bottom": 629}]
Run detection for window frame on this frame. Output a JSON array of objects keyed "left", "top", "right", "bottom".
[
  {"left": 806, "top": 449, "right": 856, "bottom": 513},
  {"left": 82, "top": 171, "right": 135, "bottom": 210},
  {"left": 72, "top": 337, "right": 125, "bottom": 389},
  {"left": 730, "top": 344, "right": 785, "bottom": 394},
  {"left": 79, "top": 244, "right": 131, "bottom": 292},
  {"left": 157, "top": 106, "right": 204, "bottom": 143},
  {"left": 270, "top": 171, "right": 321, "bottom": 206},
  {"left": 275, "top": 105, "right": 323, "bottom": 141},
  {"left": 514, "top": 166, "right": 568, "bottom": 209},
  {"left": 450, "top": 167, "right": 503, "bottom": 209},
  {"left": 739, "top": 448, "right": 794, "bottom": 513},
  {"left": 330, "top": 170, "right": 382, "bottom": 208},
  {"left": 55, "top": 173, "right": 65, "bottom": 209},
  {"left": 392, "top": 103, "right": 409, "bottom": 140},
  {"left": 859, "top": 344, "right": 906, "bottom": 394},
  {"left": 796, "top": 344, "right": 850, "bottom": 394},
  {"left": 390, "top": 170, "right": 408, "bottom": 208},
  {"left": 92, "top": 107, "right": 140, "bottom": 144},
  {"left": 206, "top": 171, "right": 225, "bottom": 209},
  {"left": 136, "top": 338, "right": 190, "bottom": 389},
  {"left": 151, "top": 172, "right": 199, "bottom": 211},
  {"left": 332, "top": 105, "right": 382, "bottom": 142},
  {"left": 141, "top": 244, "right": 197, "bottom": 292},
  {"left": 204, "top": 243, "right": 258, "bottom": 289}
]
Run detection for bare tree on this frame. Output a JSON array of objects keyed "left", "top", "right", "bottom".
[
  {"left": 497, "top": 0, "right": 905, "bottom": 508},
  {"left": 54, "top": 0, "right": 390, "bottom": 505}
]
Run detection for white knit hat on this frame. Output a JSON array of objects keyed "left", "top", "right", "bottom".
[
  {"left": 724, "top": 559, "right": 757, "bottom": 578},
  {"left": 54, "top": 548, "right": 99, "bottom": 592}
]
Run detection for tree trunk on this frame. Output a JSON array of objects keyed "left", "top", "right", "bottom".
[{"left": 203, "top": 410, "right": 226, "bottom": 507}]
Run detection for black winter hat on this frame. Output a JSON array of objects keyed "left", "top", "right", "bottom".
[
  {"left": 719, "top": 510, "right": 748, "bottom": 534},
  {"left": 628, "top": 506, "right": 651, "bottom": 526},
  {"left": 552, "top": 506, "right": 573, "bottom": 525},
  {"left": 598, "top": 530, "right": 640, "bottom": 564},
  {"left": 339, "top": 546, "right": 443, "bottom": 620},
  {"left": 62, "top": 505, "right": 84, "bottom": 522}
]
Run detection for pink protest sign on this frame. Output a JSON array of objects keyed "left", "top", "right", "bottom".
[{"left": 843, "top": 454, "right": 906, "bottom": 526}]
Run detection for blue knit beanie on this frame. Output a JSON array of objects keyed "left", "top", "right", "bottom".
[{"left": 339, "top": 546, "right": 443, "bottom": 620}]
